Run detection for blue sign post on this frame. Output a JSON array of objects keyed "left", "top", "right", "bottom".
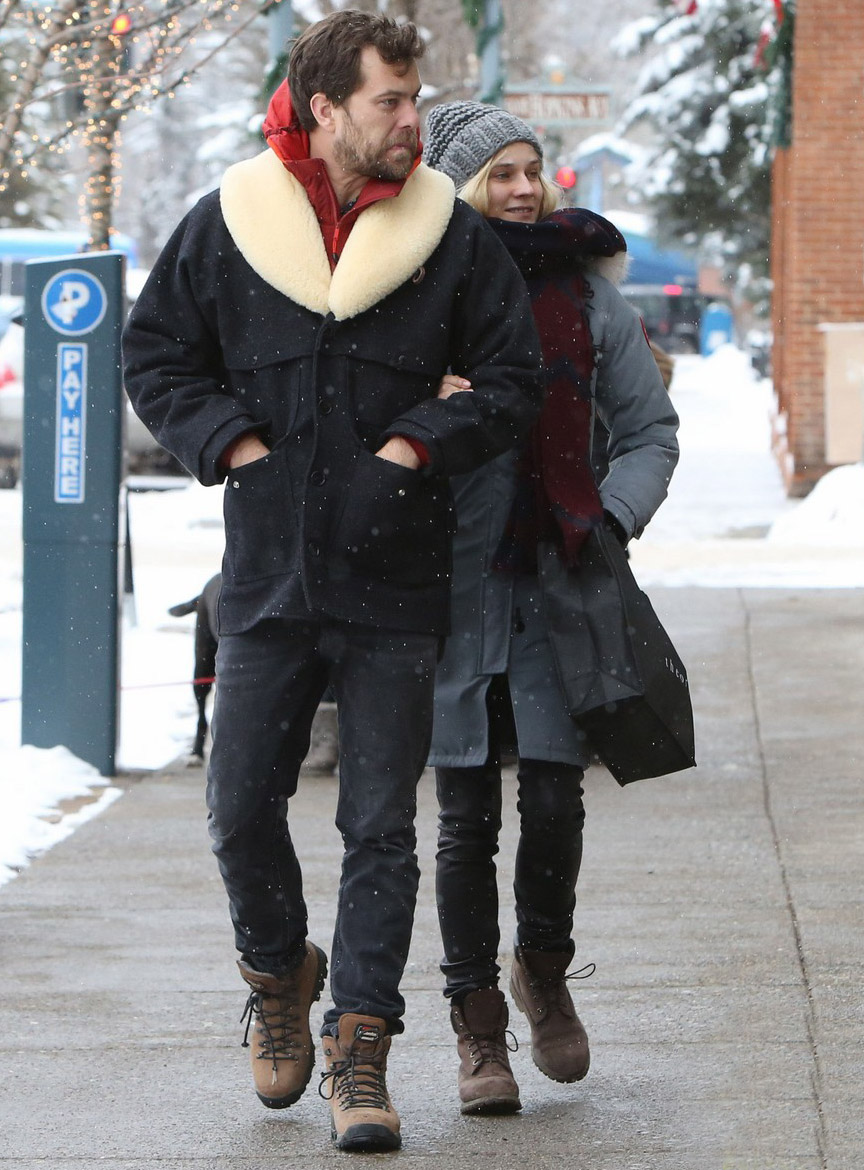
[{"left": 21, "top": 252, "right": 125, "bottom": 776}]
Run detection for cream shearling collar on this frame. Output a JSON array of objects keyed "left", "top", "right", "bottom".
[{"left": 219, "top": 149, "right": 456, "bottom": 321}]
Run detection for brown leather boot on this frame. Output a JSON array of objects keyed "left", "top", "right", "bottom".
[
  {"left": 509, "top": 946, "right": 591, "bottom": 1083},
  {"left": 320, "top": 1014, "right": 401, "bottom": 1151},
  {"left": 238, "top": 941, "right": 327, "bottom": 1108},
  {"left": 450, "top": 988, "right": 522, "bottom": 1115}
]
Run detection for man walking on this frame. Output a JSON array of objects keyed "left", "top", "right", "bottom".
[{"left": 123, "top": 8, "right": 542, "bottom": 1154}]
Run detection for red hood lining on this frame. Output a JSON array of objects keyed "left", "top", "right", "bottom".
[{"left": 262, "top": 80, "right": 311, "bottom": 166}]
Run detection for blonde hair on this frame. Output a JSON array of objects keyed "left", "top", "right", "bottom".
[{"left": 457, "top": 146, "right": 562, "bottom": 220}]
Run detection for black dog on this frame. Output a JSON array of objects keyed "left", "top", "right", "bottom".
[
  {"left": 168, "top": 573, "right": 221, "bottom": 758},
  {"left": 168, "top": 572, "right": 339, "bottom": 769}
]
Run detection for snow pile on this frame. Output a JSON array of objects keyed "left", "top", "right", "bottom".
[
  {"left": 627, "top": 345, "right": 864, "bottom": 588},
  {"left": 768, "top": 463, "right": 864, "bottom": 547},
  {"left": 0, "top": 475, "right": 224, "bottom": 886},
  {"left": 0, "top": 745, "right": 122, "bottom": 887},
  {"left": 633, "top": 345, "right": 792, "bottom": 544}
]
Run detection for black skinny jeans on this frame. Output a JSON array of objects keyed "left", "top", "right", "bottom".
[
  {"left": 435, "top": 755, "right": 585, "bottom": 999},
  {"left": 207, "top": 618, "right": 439, "bottom": 1031}
]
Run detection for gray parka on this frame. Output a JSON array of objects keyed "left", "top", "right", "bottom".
[{"left": 429, "top": 258, "right": 679, "bottom": 769}]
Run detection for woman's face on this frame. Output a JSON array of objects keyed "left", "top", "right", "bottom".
[{"left": 485, "top": 141, "right": 544, "bottom": 223}]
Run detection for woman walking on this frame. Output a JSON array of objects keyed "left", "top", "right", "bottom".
[{"left": 424, "top": 102, "right": 680, "bottom": 1114}]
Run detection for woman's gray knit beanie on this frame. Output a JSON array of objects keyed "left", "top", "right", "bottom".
[{"left": 424, "top": 100, "right": 543, "bottom": 188}]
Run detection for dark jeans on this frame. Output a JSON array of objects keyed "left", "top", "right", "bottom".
[
  {"left": 435, "top": 755, "right": 585, "bottom": 999},
  {"left": 207, "top": 618, "right": 439, "bottom": 1031}
]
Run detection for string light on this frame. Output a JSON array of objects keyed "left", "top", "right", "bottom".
[{"left": 4, "top": 0, "right": 275, "bottom": 235}]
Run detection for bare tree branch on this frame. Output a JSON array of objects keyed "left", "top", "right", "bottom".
[{"left": 0, "top": 0, "right": 280, "bottom": 181}]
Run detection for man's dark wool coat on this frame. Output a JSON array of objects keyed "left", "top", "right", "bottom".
[{"left": 123, "top": 152, "right": 544, "bottom": 636}]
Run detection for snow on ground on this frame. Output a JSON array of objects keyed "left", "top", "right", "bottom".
[
  {"left": 0, "top": 479, "right": 225, "bottom": 885},
  {"left": 0, "top": 344, "right": 862, "bottom": 883},
  {"left": 628, "top": 346, "right": 864, "bottom": 587},
  {"left": 0, "top": 747, "right": 123, "bottom": 883}
]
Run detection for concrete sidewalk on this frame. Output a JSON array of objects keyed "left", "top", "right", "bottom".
[{"left": 1, "top": 587, "right": 862, "bottom": 1169}]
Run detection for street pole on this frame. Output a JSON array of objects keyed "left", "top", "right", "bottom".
[
  {"left": 477, "top": 0, "right": 505, "bottom": 105},
  {"left": 268, "top": 0, "right": 296, "bottom": 73}
]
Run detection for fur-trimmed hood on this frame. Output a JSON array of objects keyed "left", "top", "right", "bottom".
[{"left": 219, "top": 149, "right": 455, "bottom": 322}]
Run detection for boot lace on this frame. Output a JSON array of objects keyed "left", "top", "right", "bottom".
[
  {"left": 527, "top": 961, "right": 596, "bottom": 1016},
  {"left": 241, "top": 990, "right": 303, "bottom": 1080},
  {"left": 464, "top": 1027, "right": 518, "bottom": 1070},
  {"left": 319, "top": 1054, "right": 390, "bottom": 1112}
]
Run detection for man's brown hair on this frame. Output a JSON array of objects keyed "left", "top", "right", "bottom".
[{"left": 287, "top": 9, "right": 425, "bottom": 132}]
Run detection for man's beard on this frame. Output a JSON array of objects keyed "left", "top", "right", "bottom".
[{"left": 333, "top": 115, "right": 417, "bottom": 182}]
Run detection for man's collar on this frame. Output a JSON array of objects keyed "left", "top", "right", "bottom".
[{"left": 220, "top": 151, "right": 455, "bottom": 320}]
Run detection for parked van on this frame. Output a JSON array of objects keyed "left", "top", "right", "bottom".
[{"left": 622, "top": 283, "right": 708, "bottom": 355}]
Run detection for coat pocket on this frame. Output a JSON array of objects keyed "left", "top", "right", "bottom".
[
  {"left": 222, "top": 443, "right": 297, "bottom": 583},
  {"left": 224, "top": 359, "right": 304, "bottom": 449},
  {"left": 331, "top": 449, "right": 453, "bottom": 587}
]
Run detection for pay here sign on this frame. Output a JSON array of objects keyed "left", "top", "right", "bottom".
[
  {"left": 40, "top": 267, "right": 108, "bottom": 504},
  {"left": 54, "top": 343, "right": 87, "bottom": 503}
]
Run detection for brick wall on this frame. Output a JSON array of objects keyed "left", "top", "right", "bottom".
[{"left": 771, "top": 0, "right": 864, "bottom": 495}]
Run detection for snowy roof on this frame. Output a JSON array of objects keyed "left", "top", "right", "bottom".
[{"left": 573, "top": 134, "right": 643, "bottom": 166}]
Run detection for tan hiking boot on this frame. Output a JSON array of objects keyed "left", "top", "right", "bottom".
[
  {"left": 509, "top": 946, "right": 591, "bottom": 1083},
  {"left": 238, "top": 941, "right": 327, "bottom": 1108},
  {"left": 450, "top": 988, "right": 521, "bottom": 1115},
  {"left": 320, "top": 1014, "right": 401, "bottom": 1151}
]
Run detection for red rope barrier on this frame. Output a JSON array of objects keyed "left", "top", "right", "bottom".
[{"left": 0, "top": 676, "right": 216, "bottom": 704}]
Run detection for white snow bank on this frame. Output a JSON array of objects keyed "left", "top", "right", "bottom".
[
  {"left": 628, "top": 346, "right": 864, "bottom": 587},
  {"left": 768, "top": 463, "right": 864, "bottom": 547},
  {"left": 0, "top": 475, "right": 225, "bottom": 886},
  {"left": 0, "top": 745, "right": 122, "bottom": 887}
]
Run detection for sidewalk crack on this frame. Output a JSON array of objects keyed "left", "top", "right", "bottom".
[{"left": 740, "top": 587, "right": 828, "bottom": 1169}]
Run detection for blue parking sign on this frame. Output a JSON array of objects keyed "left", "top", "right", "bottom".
[
  {"left": 41, "top": 268, "right": 107, "bottom": 336},
  {"left": 23, "top": 251, "right": 124, "bottom": 776},
  {"left": 55, "top": 342, "right": 87, "bottom": 502}
]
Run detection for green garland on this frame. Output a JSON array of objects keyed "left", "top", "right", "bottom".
[{"left": 765, "top": 0, "right": 795, "bottom": 148}]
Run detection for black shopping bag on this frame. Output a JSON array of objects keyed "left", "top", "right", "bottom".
[{"left": 540, "top": 525, "right": 696, "bottom": 785}]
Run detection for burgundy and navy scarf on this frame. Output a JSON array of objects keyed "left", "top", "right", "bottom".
[{"left": 490, "top": 209, "right": 627, "bottom": 570}]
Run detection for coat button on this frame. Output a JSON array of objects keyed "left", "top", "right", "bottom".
[
  {"left": 310, "top": 469, "right": 327, "bottom": 486},
  {"left": 318, "top": 399, "right": 332, "bottom": 415},
  {"left": 307, "top": 541, "right": 320, "bottom": 557}
]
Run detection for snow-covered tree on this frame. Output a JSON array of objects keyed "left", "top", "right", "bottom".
[
  {"left": 616, "top": 0, "right": 788, "bottom": 284},
  {"left": 116, "top": 24, "right": 270, "bottom": 266}
]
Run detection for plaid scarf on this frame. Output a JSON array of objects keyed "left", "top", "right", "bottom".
[{"left": 490, "top": 209, "right": 627, "bottom": 569}]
